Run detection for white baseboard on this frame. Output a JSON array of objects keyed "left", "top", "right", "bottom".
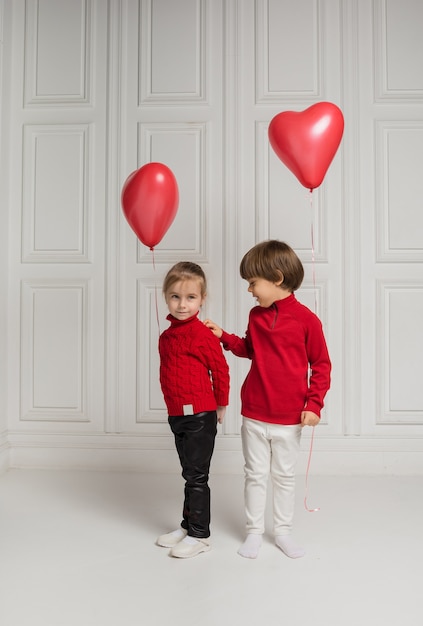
[{"left": 4, "top": 432, "right": 423, "bottom": 475}]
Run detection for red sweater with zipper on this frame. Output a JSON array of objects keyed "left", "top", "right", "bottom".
[
  {"left": 220, "top": 294, "right": 331, "bottom": 425},
  {"left": 159, "top": 312, "right": 230, "bottom": 416}
]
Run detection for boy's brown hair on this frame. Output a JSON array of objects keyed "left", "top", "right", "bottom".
[
  {"left": 239, "top": 240, "right": 304, "bottom": 292},
  {"left": 162, "top": 261, "right": 207, "bottom": 297}
]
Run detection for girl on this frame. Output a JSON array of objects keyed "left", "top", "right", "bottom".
[
  {"left": 205, "top": 240, "right": 331, "bottom": 559},
  {"left": 157, "top": 262, "right": 230, "bottom": 558}
]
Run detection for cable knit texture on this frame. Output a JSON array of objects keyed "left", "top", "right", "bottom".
[
  {"left": 159, "top": 313, "right": 230, "bottom": 416},
  {"left": 220, "top": 294, "right": 331, "bottom": 425}
]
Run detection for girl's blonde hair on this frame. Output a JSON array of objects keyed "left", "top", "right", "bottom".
[
  {"left": 240, "top": 240, "right": 304, "bottom": 292},
  {"left": 162, "top": 261, "right": 207, "bottom": 297}
]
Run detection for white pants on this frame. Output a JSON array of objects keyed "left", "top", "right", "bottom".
[{"left": 241, "top": 417, "right": 302, "bottom": 536}]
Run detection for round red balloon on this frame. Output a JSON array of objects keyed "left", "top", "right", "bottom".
[
  {"left": 268, "top": 102, "right": 344, "bottom": 190},
  {"left": 121, "top": 162, "right": 179, "bottom": 249}
]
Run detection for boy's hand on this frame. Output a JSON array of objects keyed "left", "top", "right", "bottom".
[
  {"left": 301, "top": 410, "right": 320, "bottom": 427},
  {"left": 204, "top": 319, "right": 223, "bottom": 339}
]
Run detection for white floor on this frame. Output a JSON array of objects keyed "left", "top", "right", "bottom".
[{"left": 0, "top": 468, "right": 422, "bottom": 626}]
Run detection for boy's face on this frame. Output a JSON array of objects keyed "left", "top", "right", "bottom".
[
  {"left": 165, "top": 279, "right": 205, "bottom": 320},
  {"left": 246, "top": 277, "right": 289, "bottom": 308}
]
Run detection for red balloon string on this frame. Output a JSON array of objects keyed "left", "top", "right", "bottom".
[
  {"left": 304, "top": 189, "right": 320, "bottom": 513},
  {"left": 304, "top": 425, "right": 320, "bottom": 513},
  {"left": 150, "top": 248, "right": 161, "bottom": 336},
  {"left": 309, "top": 189, "right": 318, "bottom": 313}
]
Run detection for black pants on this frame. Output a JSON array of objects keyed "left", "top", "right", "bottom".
[{"left": 168, "top": 411, "right": 217, "bottom": 539}]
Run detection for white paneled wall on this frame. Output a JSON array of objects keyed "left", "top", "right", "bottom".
[
  {"left": 0, "top": 0, "right": 422, "bottom": 474},
  {"left": 5, "top": 0, "right": 108, "bottom": 447},
  {"left": 0, "top": 0, "right": 7, "bottom": 472},
  {"left": 358, "top": 0, "right": 423, "bottom": 444}
]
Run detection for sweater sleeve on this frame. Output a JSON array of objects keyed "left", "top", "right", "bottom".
[
  {"left": 304, "top": 315, "right": 331, "bottom": 417},
  {"left": 200, "top": 330, "right": 230, "bottom": 406}
]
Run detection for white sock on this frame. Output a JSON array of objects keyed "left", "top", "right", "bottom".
[
  {"left": 168, "top": 528, "right": 187, "bottom": 541},
  {"left": 275, "top": 535, "right": 305, "bottom": 559},
  {"left": 181, "top": 535, "right": 200, "bottom": 546},
  {"left": 238, "top": 534, "right": 262, "bottom": 559}
]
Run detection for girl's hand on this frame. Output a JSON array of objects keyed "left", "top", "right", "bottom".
[
  {"left": 216, "top": 406, "right": 226, "bottom": 424},
  {"left": 301, "top": 410, "right": 320, "bottom": 427},
  {"left": 204, "top": 319, "right": 223, "bottom": 339}
]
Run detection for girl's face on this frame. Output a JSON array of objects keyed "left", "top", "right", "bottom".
[
  {"left": 165, "top": 279, "right": 205, "bottom": 320},
  {"left": 246, "top": 277, "right": 289, "bottom": 308}
]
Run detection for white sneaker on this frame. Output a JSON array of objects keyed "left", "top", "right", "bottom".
[{"left": 169, "top": 537, "right": 211, "bottom": 559}]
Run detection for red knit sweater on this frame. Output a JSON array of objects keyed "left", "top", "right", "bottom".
[
  {"left": 220, "top": 294, "right": 331, "bottom": 425},
  {"left": 159, "top": 313, "right": 230, "bottom": 416}
]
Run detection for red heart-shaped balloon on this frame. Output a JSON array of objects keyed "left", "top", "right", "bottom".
[
  {"left": 268, "top": 102, "right": 344, "bottom": 190},
  {"left": 121, "top": 162, "right": 179, "bottom": 250}
]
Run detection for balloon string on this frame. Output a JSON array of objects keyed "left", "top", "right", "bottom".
[
  {"left": 151, "top": 247, "right": 161, "bottom": 335},
  {"left": 304, "top": 426, "right": 320, "bottom": 512},
  {"left": 309, "top": 189, "right": 317, "bottom": 314},
  {"left": 304, "top": 189, "right": 320, "bottom": 513}
]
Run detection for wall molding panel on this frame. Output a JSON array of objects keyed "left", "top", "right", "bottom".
[
  {"left": 255, "top": 0, "right": 321, "bottom": 102},
  {"left": 139, "top": 0, "right": 207, "bottom": 104},
  {"left": 21, "top": 124, "right": 91, "bottom": 263},
  {"left": 373, "top": 0, "right": 423, "bottom": 102},
  {"left": 375, "top": 121, "right": 423, "bottom": 262},
  {"left": 376, "top": 281, "right": 423, "bottom": 425},
  {"left": 24, "top": 0, "right": 91, "bottom": 106},
  {"left": 20, "top": 280, "right": 88, "bottom": 421}
]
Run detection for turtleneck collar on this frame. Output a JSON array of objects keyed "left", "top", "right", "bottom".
[
  {"left": 268, "top": 293, "right": 295, "bottom": 328},
  {"left": 166, "top": 311, "right": 200, "bottom": 327},
  {"left": 272, "top": 293, "right": 295, "bottom": 308}
]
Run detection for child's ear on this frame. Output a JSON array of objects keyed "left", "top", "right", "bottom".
[{"left": 275, "top": 271, "right": 284, "bottom": 286}]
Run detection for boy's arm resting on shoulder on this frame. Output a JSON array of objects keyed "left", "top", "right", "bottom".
[
  {"left": 203, "top": 319, "right": 223, "bottom": 338},
  {"left": 204, "top": 319, "right": 251, "bottom": 359},
  {"left": 220, "top": 330, "right": 252, "bottom": 358}
]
